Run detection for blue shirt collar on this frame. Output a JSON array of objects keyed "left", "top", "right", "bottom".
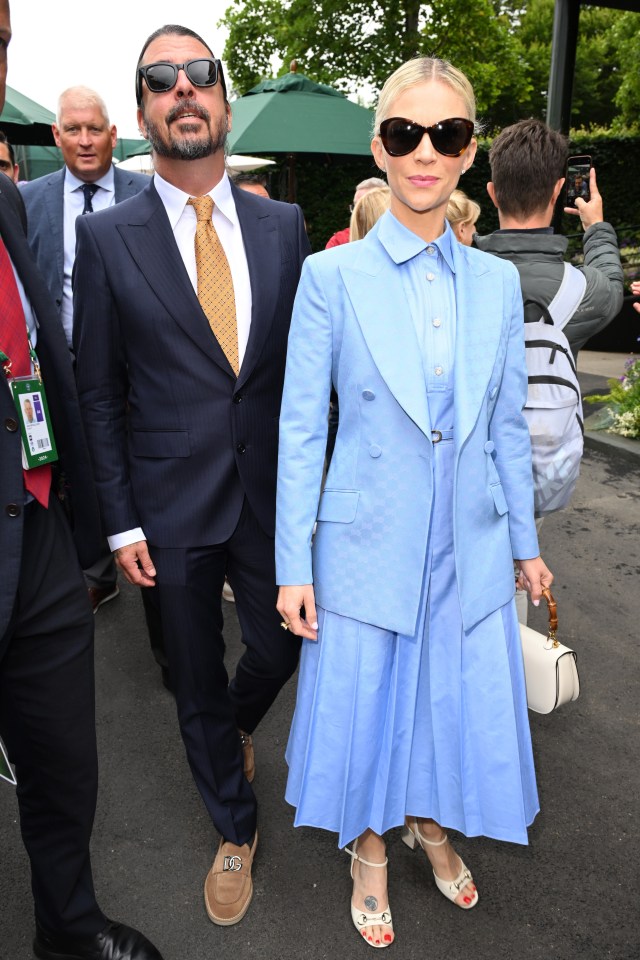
[
  {"left": 64, "top": 164, "right": 115, "bottom": 194},
  {"left": 377, "top": 210, "right": 456, "bottom": 272}
]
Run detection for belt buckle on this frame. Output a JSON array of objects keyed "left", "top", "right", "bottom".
[{"left": 431, "top": 430, "right": 442, "bottom": 443}]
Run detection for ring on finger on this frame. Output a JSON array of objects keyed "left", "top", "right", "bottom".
[{"left": 280, "top": 620, "right": 291, "bottom": 630}]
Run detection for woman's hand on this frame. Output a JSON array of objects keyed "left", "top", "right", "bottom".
[
  {"left": 515, "top": 556, "right": 554, "bottom": 606},
  {"left": 277, "top": 585, "right": 319, "bottom": 640}
]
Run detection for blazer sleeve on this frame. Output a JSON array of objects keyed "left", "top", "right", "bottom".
[
  {"left": 276, "top": 255, "right": 334, "bottom": 585},
  {"left": 489, "top": 265, "right": 539, "bottom": 560},
  {"left": 73, "top": 214, "right": 140, "bottom": 536}
]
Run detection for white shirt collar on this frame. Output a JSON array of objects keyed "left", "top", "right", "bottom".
[
  {"left": 153, "top": 169, "right": 238, "bottom": 230},
  {"left": 64, "top": 164, "right": 115, "bottom": 195}
]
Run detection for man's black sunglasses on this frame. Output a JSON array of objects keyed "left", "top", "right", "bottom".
[
  {"left": 136, "top": 58, "right": 226, "bottom": 104},
  {"left": 379, "top": 116, "right": 474, "bottom": 158}
]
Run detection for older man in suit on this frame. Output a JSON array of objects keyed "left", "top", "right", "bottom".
[
  {"left": 0, "top": 4, "right": 162, "bottom": 958},
  {"left": 73, "top": 24, "right": 310, "bottom": 926},
  {"left": 21, "top": 86, "right": 149, "bottom": 614}
]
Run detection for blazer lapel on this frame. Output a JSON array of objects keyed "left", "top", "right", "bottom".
[
  {"left": 117, "top": 182, "right": 235, "bottom": 376},
  {"left": 233, "top": 185, "right": 280, "bottom": 388},
  {"left": 452, "top": 240, "right": 505, "bottom": 446},
  {"left": 45, "top": 171, "right": 65, "bottom": 294},
  {"left": 340, "top": 229, "right": 431, "bottom": 438},
  {"left": 113, "top": 167, "right": 146, "bottom": 203},
  {"left": 0, "top": 185, "right": 55, "bottom": 324}
]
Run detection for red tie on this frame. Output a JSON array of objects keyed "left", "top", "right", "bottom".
[{"left": 0, "top": 238, "right": 51, "bottom": 507}]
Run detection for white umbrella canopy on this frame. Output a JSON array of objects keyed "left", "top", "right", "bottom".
[{"left": 115, "top": 153, "right": 275, "bottom": 175}]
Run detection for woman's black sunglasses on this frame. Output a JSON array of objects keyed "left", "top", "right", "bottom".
[
  {"left": 379, "top": 116, "right": 474, "bottom": 158},
  {"left": 136, "top": 58, "right": 226, "bottom": 104}
]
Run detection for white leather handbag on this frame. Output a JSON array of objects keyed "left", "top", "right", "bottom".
[{"left": 520, "top": 588, "right": 580, "bottom": 714}]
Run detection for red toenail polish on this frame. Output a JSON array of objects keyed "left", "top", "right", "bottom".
[
  {"left": 384, "top": 935, "right": 392, "bottom": 942},
  {"left": 464, "top": 896, "right": 471, "bottom": 903},
  {"left": 375, "top": 940, "right": 380, "bottom": 944}
]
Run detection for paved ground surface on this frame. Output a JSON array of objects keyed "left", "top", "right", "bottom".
[{"left": 1, "top": 352, "right": 638, "bottom": 960}]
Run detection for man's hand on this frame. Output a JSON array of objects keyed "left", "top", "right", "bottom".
[
  {"left": 631, "top": 280, "right": 640, "bottom": 315},
  {"left": 276, "top": 584, "right": 318, "bottom": 640},
  {"left": 114, "top": 540, "right": 156, "bottom": 586},
  {"left": 564, "top": 166, "right": 603, "bottom": 230},
  {"left": 515, "top": 556, "right": 554, "bottom": 606}
]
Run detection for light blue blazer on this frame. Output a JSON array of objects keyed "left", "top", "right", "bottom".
[{"left": 276, "top": 213, "right": 539, "bottom": 636}]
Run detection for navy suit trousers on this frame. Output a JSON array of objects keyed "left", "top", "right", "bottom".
[{"left": 151, "top": 497, "right": 300, "bottom": 846}]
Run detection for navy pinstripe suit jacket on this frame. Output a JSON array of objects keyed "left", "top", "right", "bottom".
[{"left": 72, "top": 178, "right": 310, "bottom": 547}]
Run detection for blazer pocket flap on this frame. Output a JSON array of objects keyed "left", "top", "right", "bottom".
[
  {"left": 130, "top": 430, "right": 190, "bottom": 458},
  {"left": 490, "top": 481, "right": 509, "bottom": 516},
  {"left": 317, "top": 489, "right": 360, "bottom": 523}
]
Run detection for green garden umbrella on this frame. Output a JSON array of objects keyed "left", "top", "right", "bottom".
[
  {"left": 227, "top": 66, "right": 374, "bottom": 200},
  {"left": 0, "top": 85, "right": 55, "bottom": 145}
]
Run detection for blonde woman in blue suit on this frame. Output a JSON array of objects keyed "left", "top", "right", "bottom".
[{"left": 276, "top": 57, "right": 553, "bottom": 949}]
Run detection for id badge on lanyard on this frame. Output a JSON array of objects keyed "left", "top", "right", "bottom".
[{"left": 1, "top": 336, "right": 59, "bottom": 470}]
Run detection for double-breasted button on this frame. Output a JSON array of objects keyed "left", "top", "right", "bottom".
[
  {"left": 6, "top": 503, "right": 20, "bottom": 517},
  {"left": 232, "top": 394, "right": 244, "bottom": 404},
  {"left": 484, "top": 441, "right": 495, "bottom": 453},
  {"left": 4, "top": 417, "right": 18, "bottom": 432},
  {"left": 362, "top": 389, "right": 375, "bottom": 401},
  {"left": 369, "top": 444, "right": 382, "bottom": 458},
  {"left": 236, "top": 442, "right": 246, "bottom": 454}
]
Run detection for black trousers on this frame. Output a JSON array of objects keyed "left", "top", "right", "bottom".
[
  {"left": 151, "top": 498, "right": 300, "bottom": 847},
  {"left": 0, "top": 497, "right": 105, "bottom": 937}
]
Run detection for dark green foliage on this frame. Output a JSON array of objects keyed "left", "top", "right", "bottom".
[{"left": 273, "top": 133, "right": 640, "bottom": 253}]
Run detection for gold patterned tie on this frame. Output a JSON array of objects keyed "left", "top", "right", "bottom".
[{"left": 187, "top": 195, "right": 239, "bottom": 375}]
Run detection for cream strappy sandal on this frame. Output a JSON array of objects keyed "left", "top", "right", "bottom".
[
  {"left": 402, "top": 818, "right": 478, "bottom": 909},
  {"left": 345, "top": 841, "right": 394, "bottom": 948}
]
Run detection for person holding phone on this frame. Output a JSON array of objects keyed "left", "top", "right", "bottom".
[
  {"left": 476, "top": 119, "right": 624, "bottom": 363},
  {"left": 276, "top": 57, "right": 552, "bottom": 949}
]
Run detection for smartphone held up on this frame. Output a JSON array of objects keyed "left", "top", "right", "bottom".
[{"left": 565, "top": 155, "right": 591, "bottom": 208}]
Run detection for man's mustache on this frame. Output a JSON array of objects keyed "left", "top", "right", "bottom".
[{"left": 167, "top": 100, "right": 211, "bottom": 124}]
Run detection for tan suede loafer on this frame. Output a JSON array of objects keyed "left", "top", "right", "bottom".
[
  {"left": 240, "top": 731, "right": 255, "bottom": 783},
  {"left": 204, "top": 832, "right": 258, "bottom": 926}
]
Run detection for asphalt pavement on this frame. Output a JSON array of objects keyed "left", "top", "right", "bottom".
[{"left": 1, "top": 351, "right": 638, "bottom": 960}]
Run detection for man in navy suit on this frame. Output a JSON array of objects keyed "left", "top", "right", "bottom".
[
  {"left": 21, "top": 86, "right": 149, "bottom": 615},
  {"left": 0, "top": 3, "right": 162, "bottom": 957},
  {"left": 73, "top": 24, "right": 310, "bottom": 926}
]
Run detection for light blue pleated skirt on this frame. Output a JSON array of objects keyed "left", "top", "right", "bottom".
[{"left": 285, "top": 402, "right": 539, "bottom": 848}]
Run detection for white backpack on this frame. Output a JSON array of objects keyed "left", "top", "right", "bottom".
[{"left": 523, "top": 263, "right": 587, "bottom": 516}]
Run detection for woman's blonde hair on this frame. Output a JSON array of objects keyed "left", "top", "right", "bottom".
[
  {"left": 349, "top": 186, "right": 391, "bottom": 241},
  {"left": 373, "top": 58, "right": 477, "bottom": 135},
  {"left": 446, "top": 189, "right": 481, "bottom": 230}
]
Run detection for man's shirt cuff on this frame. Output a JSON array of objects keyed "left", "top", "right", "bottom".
[{"left": 108, "top": 528, "right": 145, "bottom": 551}]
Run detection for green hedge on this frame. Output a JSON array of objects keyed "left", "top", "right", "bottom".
[{"left": 270, "top": 133, "right": 640, "bottom": 252}]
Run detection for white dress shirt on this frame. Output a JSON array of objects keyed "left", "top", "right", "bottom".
[
  {"left": 62, "top": 165, "right": 116, "bottom": 346},
  {"left": 108, "top": 170, "right": 252, "bottom": 552}
]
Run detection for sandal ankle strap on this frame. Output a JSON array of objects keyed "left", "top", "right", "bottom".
[
  {"left": 344, "top": 845, "right": 389, "bottom": 869},
  {"left": 407, "top": 820, "right": 448, "bottom": 847}
]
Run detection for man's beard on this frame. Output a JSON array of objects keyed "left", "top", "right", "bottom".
[{"left": 143, "top": 99, "right": 228, "bottom": 160}]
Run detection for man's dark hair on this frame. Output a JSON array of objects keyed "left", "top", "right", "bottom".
[
  {"left": 488, "top": 119, "right": 568, "bottom": 220},
  {"left": 231, "top": 172, "right": 269, "bottom": 191},
  {"left": 135, "top": 24, "right": 226, "bottom": 105},
  {"left": 0, "top": 129, "right": 15, "bottom": 167}
]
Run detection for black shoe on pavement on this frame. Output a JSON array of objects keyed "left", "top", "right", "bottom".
[{"left": 33, "top": 920, "right": 163, "bottom": 960}]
